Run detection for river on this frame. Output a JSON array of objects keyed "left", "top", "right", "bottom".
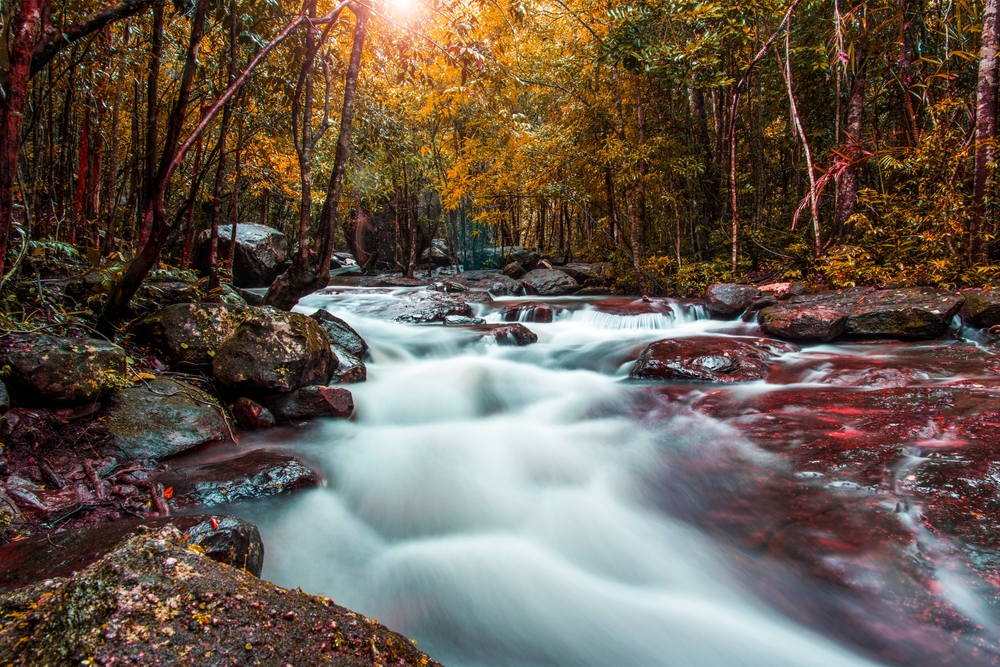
[{"left": 230, "top": 288, "right": 1000, "bottom": 667}]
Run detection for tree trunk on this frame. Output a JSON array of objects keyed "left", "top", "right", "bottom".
[
  {"left": 228, "top": 118, "right": 243, "bottom": 263},
  {"left": 138, "top": 3, "right": 163, "bottom": 246},
  {"left": 180, "top": 130, "right": 203, "bottom": 267},
  {"left": 264, "top": 7, "right": 369, "bottom": 309},
  {"left": 972, "top": 0, "right": 999, "bottom": 262},
  {"left": 207, "top": 98, "right": 233, "bottom": 291},
  {"left": 101, "top": 29, "right": 126, "bottom": 255},
  {"left": 0, "top": 0, "right": 43, "bottom": 278},
  {"left": 834, "top": 53, "right": 868, "bottom": 240}
]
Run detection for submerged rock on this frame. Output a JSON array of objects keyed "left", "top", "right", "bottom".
[
  {"left": 0, "top": 334, "right": 127, "bottom": 405},
  {"left": 501, "top": 302, "right": 555, "bottom": 323},
  {"left": 133, "top": 302, "right": 237, "bottom": 369},
  {"left": 0, "top": 525, "right": 439, "bottom": 667},
  {"left": 154, "top": 450, "right": 320, "bottom": 509},
  {"left": 704, "top": 283, "right": 760, "bottom": 318},
  {"left": 630, "top": 336, "right": 794, "bottom": 383},
  {"left": 478, "top": 323, "right": 538, "bottom": 346},
  {"left": 0, "top": 514, "right": 264, "bottom": 592},
  {"left": 213, "top": 307, "right": 333, "bottom": 395},
  {"left": 101, "top": 377, "right": 233, "bottom": 460},
  {"left": 757, "top": 305, "right": 847, "bottom": 341},
  {"left": 521, "top": 268, "right": 579, "bottom": 296},
  {"left": 263, "top": 385, "right": 354, "bottom": 422},
  {"left": 444, "top": 315, "right": 486, "bottom": 325},
  {"left": 193, "top": 223, "right": 288, "bottom": 288}
]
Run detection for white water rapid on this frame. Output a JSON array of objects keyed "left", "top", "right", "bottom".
[{"left": 233, "top": 291, "right": 879, "bottom": 667}]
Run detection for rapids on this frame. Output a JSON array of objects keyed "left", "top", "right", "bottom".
[{"left": 228, "top": 289, "right": 1000, "bottom": 667}]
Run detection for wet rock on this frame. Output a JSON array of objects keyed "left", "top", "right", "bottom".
[
  {"left": 741, "top": 295, "right": 779, "bottom": 322},
  {"left": 155, "top": 450, "right": 320, "bottom": 509},
  {"left": 757, "top": 305, "right": 847, "bottom": 341},
  {"left": 310, "top": 309, "right": 368, "bottom": 358},
  {"left": 363, "top": 274, "right": 428, "bottom": 287},
  {"left": 479, "top": 245, "right": 539, "bottom": 270},
  {"left": 0, "top": 525, "right": 439, "bottom": 667},
  {"left": 142, "top": 279, "right": 202, "bottom": 305},
  {"left": 420, "top": 238, "right": 452, "bottom": 266},
  {"left": 263, "top": 385, "right": 354, "bottom": 422},
  {"left": 784, "top": 287, "right": 965, "bottom": 339},
  {"left": 961, "top": 289, "right": 1000, "bottom": 328},
  {"left": 193, "top": 223, "right": 289, "bottom": 288},
  {"left": 501, "top": 302, "right": 555, "bottom": 323},
  {"left": 478, "top": 323, "right": 538, "bottom": 346},
  {"left": 630, "top": 336, "right": 793, "bottom": 383},
  {"left": 363, "top": 292, "right": 483, "bottom": 324},
  {"left": 0, "top": 380, "right": 8, "bottom": 414},
  {"left": 0, "top": 334, "right": 127, "bottom": 405},
  {"left": 101, "top": 378, "right": 232, "bottom": 460},
  {"left": 0, "top": 515, "right": 264, "bottom": 592},
  {"left": 3, "top": 475, "right": 85, "bottom": 523},
  {"left": 452, "top": 270, "right": 526, "bottom": 296},
  {"left": 133, "top": 302, "right": 237, "bottom": 369},
  {"left": 444, "top": 315, "right": 486, "bottom": 325},
  {"left": 236, "top": 286, "right": 265, "bottom": 306},
  {"left": 231, "top": 397, "right": 275, "bottom": 430},
  {"left": 521, "top": 268, "right": 579, "bottom": 296},
  {"left": 329, "top": 344, "right": 367, "bottom": 383},
  {"left": 213, "top": 307, "right": 333, "bottom": 395},
  {"left": 704, "top": 283, "right": 760, "bottom": 317},
  {"left": 428, "top": 280, "right": 469, "bottom": 293},
  {"left": 503, "top": 261, "right": 526, "bottom": 279},
  {"left": 561, "top": 262, "right": 611, "bottom": 287}
]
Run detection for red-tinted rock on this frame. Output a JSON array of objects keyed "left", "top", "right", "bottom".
[
  {"left": 477, "top": 323, "right": 538, "bottom": 346},
  {"left": 0, "top": 514, "right": 264, "bottom": 592},
  {"left": 154, "top": 450, "right": 320, "bottom": 509},
  {"left": 758, "top": 305, "right": 847, "bottom": 341},
  {"left": 630, "top": 336, "right": 794, "bottom": 383},
  {"left": 593, "top": 297, "right": 674, "bottom": 317},
  {"left": 329, "top": 345, "right": 367, "bottom": 383},
  {"left": 263, "top": 385, "right": 354, "bottom": 422},
  {"left": 501, "top": 302, "right": 555, "bottom": 323},
  {"left": 231, "top": 397, "right": 275, "bottom": 430}
]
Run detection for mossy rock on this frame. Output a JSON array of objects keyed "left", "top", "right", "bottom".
[
  {"left": 0, "top": 334, "right": 127, "bottom": 405},
  {"left": 133, "top": 303, "right": 238, "bottom": 369}
]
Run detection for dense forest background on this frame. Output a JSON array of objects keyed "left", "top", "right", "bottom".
[{"left": 2, "top": 0, "right": 999, "bottom": 309}]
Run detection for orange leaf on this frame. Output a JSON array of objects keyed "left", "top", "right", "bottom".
[{"left": 163, "top": 486, "right": 173, "bottom": 499}]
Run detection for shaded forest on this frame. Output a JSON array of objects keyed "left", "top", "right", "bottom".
[{"left": 2, "top": 0, "right": 1000, "bottom": 314}]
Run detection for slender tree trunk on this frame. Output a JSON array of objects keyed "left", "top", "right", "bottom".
[
  {"left": 228, "top": 119, "right": 243, "bottom": 263},
  {"left": 972, "top": 0, "right": 1000, "bottom": 262},
  {"left": 138, "top": 3, "right": 163, "bottom": 246},
  {"left": 265, "top": 7, "right": 369, "bottom": 309},
  {"left": 101, "top": 29, "right": 126, "bottom": 255},
  {"left": 180, "top": 130, "right": 203, "bottom": 267},
  {"left": 74, "top": 108, "right": 90, "bottom": 247},
  {"left": 0, "top": 0, "right": 43, "bottom": 278},
  {"left": 208, "top": 102, "right": 233, "bottom": 291},
  {"left": 835, "top": 53, "right": 868, "bottom": 240}
]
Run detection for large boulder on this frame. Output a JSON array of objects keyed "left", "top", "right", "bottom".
[
  {"left": 309, "top": 309, "right": 368, "bottom": 358},
  {"left": 262, "top": 385, "right": 354, "bottom": 422},
  {"left": 961, "top": 289, "right": 1000, "bottom": 328},
  {"left": 101, "top": 378, "right": 232, "bottom": 460},
  {"left": 521, "top": 269, "right": 579, "bottom": 296},
  {"left": 630, "top": 336, "right": 794, "bottom": 383},
  {"left": 757, "top": 305, "right": 848, "bottom": 342},
  {"left": 154, "top": 450, "right": 320, "bottom": 510},
  {"left": 704, "top": 283, "right": 760, "bottom": 318},
  {"left": 0, "top": 526, "right": 441, "bottom": 667},
  {"left": 213, "top": 307, "right": 333, "bottom": 395},
  {"left": 452, "top": 270, "right": 525, "bottom": 296},
  {"left": 771, "top": 287, "right": 965, "bottom": 339},
  {"left": 0, "top": 515, "right": 264, "bottom": 592},
  {"left": 420, "top": 238, "right": 452, "bottom": 266},
  {"left": 0, "top": 334, "right": 127, "bottom": 405},
  {"left": 133, "top": 303, "right": 237, "bottom": 369},
  {"left": 193, "top": 223, "right": 288, "bottom": 288},
  {"left": 561, "top": 262, "right": 611, "bottom": 287},
  {"left": 478, "top": 245, "right": 539, "bottom": 270}
]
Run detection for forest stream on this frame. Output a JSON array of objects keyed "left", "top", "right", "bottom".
[{"left": 152, "top": 287, "right": 1000, "bottom": 667}]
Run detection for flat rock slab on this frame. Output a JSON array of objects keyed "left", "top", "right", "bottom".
[
  {"left": 771, "top": 287, "right": 966, "bottom": 339},
  {"left": 0, "top": 515, "right": 264, "bottom": 593},
  {"left": 0, "top": 526, "right": 440, "bottom": 667},
  {"left": 630, "top": 336, "right": 796, "bottom": 383},
  {"left": 263, "top": 385, "right": 354, "bottom": 421},
  {"left": 0, "top": 334, "right": 127, "bottom": 405},
  {"left": 133, "top": 302, "right": 238, "bottom": 368},
  {"left": 101, "top": 378, "right": 232, "bottom": 460},
  {"left": 155, "top": 450, "right": 320, "bottom": 509},
  {"left": 354, "top": 292, "right": 489, "bottom": 323},
  {"left": 758, "top": 305, "right": 847, "bottom": 341}
]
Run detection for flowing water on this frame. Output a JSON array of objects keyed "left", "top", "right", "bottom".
[{"left": 228, "top": 289, "right": 1000, "bottom": 667}]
